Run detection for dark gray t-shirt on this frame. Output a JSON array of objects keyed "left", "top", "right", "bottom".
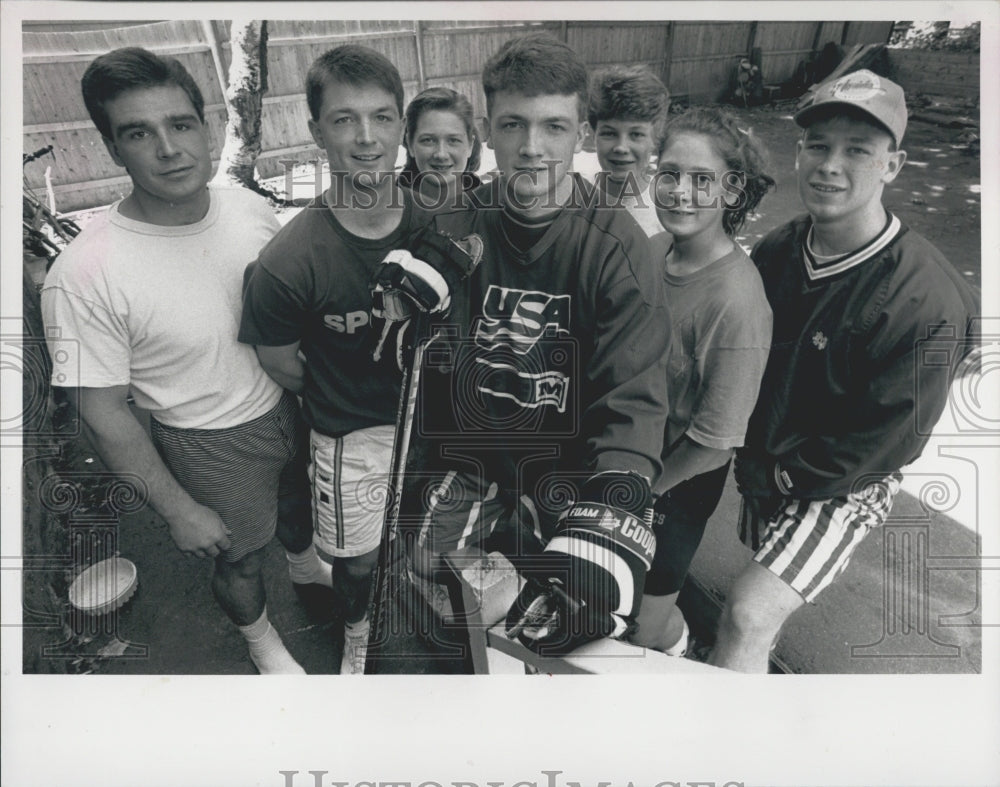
[{"left": 239, "top": 190, "right": 437, "bottom": 437}]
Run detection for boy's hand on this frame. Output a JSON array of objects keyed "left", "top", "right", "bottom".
[
  {"left": 734, "top": 450, "right": 779, "bottom": 498},
  {"left": 371, "top": 230, "right": 483, "bottom": 321},
  {"left": 372, "top": 249, "right": 452, "bottom": 320},
  {"left": 505, "top": 471, "right": 656, "bottom": 655}
]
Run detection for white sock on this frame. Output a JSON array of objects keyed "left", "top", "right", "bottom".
[
  {"left": 340, "top": 616, "right": 370, "bottom": 676},
  {"left": 663, "top": 619, "right": 690, "bottom": 658},
  {"left": 286, "top": 545, "right": 333, "bottom": 588},
  {"left": 239, "top": 608, "right": 306, "bottom": 675}
]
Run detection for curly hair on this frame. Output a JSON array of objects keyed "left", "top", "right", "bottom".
[
  {"left": 399, "top": 87, "right": 482, "bottom": 188},
  {"left": 587, "top": 65, "right": 671, "bottom": 140},
  {"left": 659, "top": 107, "right": 775, "bottom": 236}
]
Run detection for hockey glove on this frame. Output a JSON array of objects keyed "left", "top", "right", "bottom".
[
  {"left": 504, "top": 470, "right": 656, "bottom": 655},
  {"left": 371, "top": 229, "right": 483, "bottom": 322},
  {"left": 733, "top": 449, "right": 797, "bottom": 499},
  {"left": 733, "top": 450, "right": 787, "bottom": 546}
]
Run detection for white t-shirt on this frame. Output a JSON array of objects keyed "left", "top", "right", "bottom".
[{"left": 42, "top": 185, "right": 282, "bottom": 429}]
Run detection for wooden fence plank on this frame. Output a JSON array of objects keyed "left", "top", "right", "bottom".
[
  {"left": 22, "top": 18, "right": 901, "bottom": 210},
  {"left": 888, "top": 49, "right": 979, "bottom": 99}
]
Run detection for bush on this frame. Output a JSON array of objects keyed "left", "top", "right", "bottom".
[{"left": 889, "top": 21, "right": 980, "bottom": 53}]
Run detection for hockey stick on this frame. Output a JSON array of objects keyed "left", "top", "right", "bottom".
[
  {"left": 366, "top": 310, "right": 434, "bottom": 672},
  {"left": 365, "top": 230, "right": 483, "bottom": 672}
]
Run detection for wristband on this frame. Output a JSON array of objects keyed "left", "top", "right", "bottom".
[{"left": 774, "top": 462, "right": 794, "bottom": 495}]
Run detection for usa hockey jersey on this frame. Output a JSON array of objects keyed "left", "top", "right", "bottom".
[{"left": 411, "top": 175, "right": 671, "bottom": 504}]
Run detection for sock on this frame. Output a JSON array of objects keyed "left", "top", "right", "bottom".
[
  {"left": 340, "top": 616, "right": 370, "bottom": 676},
  {"left": 286, "top": 545, "right": 333, "bottom": 588},
  {"left": 345, "top": 616, "right": 369, "bottom": 634},
  {"left": 239, "top": 608, "right": 306, "bottom": 675},
  {"left": 663, "top": 619, "right": 690, "bottom": 658}
]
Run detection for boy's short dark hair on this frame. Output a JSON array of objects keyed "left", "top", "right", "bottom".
[
  {"left": 306, "top": 44, "right": 404, "bottom": 121},
  {"left": 81, "top": 47, "right": 205, "bottom": 140},
  {"left": 587, "top": 65, "right": 671, "bottom": 137},
  {"left": 482, "top": 34, "right": 589, "bottom": 120},
  {"left": 799, "top": 104, "right": 898, "bottom": 152}
]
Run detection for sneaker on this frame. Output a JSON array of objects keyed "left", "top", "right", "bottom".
[{"left": 340, "top": 619, "right": 370, "bottom": 675}]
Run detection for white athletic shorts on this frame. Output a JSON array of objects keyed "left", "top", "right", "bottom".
[
  {"left": 309, "top": 424, "right": 395, "bottom": 560},
  {"left": 741, "top": 473, "right": 902, "bottom": 602}
]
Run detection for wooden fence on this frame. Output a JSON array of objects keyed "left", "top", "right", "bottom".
[
  {"left": 888, "top": 49, "right": 979, "bottom": 100},
  {"left": 22, "top": 18, "right": 895, "bottom": 211}
]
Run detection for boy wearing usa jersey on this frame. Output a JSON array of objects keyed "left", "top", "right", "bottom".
[
  {"left": 395, "top": 35, "right": 671, "bottom": 654},
  {"left": 712, "top": 70, "right": 978, "bottom": 672}
]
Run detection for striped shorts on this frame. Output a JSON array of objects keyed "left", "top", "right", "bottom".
[
  {"left": 309, "top": 424, "right": 395, "bottom": 559},
  {"left": 740, "top": 474, "right": 902, "bottom": 603},
  {"left": 150, "top": 391, "right": 306, "bottom": 563}
]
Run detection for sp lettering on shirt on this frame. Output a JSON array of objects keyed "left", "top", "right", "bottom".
[{"left": 323, "top": 310, "right": 370, "bottom": 334}]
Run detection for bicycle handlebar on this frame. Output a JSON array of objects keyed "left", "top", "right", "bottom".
[{"left": 23, "top": 145, "right": 54, "bottom": 165}]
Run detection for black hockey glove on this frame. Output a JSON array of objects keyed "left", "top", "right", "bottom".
[
  {"left": 371, "top": 228, "right": 483, "bottom": 322},
  {"left": 733, "top": 449, "right": 787, "bottom": 542},
  {"left": 733, "top": 449, "right": 777, "bottom": 498},
  {"left": 504, "top": 471, "right": 656, "bottom": 656}
]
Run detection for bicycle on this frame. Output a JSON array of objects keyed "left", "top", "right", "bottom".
[{"left": 23, "top": 145, "right": 81, "bottom": 268}]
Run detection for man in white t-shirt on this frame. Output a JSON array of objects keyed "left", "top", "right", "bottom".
[{"left": 41, "top": 47, "right": 330, "bottom": 674}]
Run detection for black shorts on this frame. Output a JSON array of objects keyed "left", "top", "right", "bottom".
[{"left": 644, "top": 459, "right": 731, "bottom": 596}]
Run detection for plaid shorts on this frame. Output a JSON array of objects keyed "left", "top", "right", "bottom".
[{"left": 739, "top": 473, "right": 902, "bottom": 602}]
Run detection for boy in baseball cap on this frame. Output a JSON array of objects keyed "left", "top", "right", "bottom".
[
  {"left": 795, "top": 68, "right": 907, "bottom": 147},
  {"left": 709, "top": 69, "right": 978, "bottom": 672}
]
